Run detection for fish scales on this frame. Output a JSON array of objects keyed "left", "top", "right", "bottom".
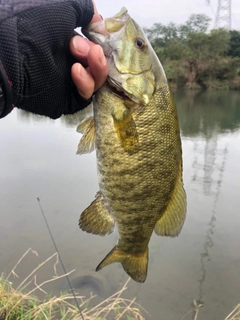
[
  {"left": 77, "top": 7, "right": 186, "bottom": 283},
  {"left": 95, "top": 87, "right": 179, "bottom": 242}
]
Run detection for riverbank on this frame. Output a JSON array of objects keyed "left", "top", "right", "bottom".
[
  {"left": 168, "top": 78, "right": 240, "bottom": 91},
  {"left": 0, "top": 249, "right": 239, "bottom": 320},
  {"left": 164, "top": 62, "right": 240, "bottom": 91},
  {"left": 0, "top": 249, "right": 146, "bottom": 320},
  {"left": 1, "top": 274, "right": 239, "bottom": 320}
]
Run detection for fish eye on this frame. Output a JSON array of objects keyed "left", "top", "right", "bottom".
[{"left": 135, "top": 37, "right": 147, "bottom": 50}]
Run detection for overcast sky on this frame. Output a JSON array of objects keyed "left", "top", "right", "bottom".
[{"left": 96, "top": 0, "right": 240, "bottom": 30}]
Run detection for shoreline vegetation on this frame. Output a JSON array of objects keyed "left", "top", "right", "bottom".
[
  {"left": 144, "top": 14, "right": 240, "bottom": 91},
  {"left": 0, "top": 249, "right": 239, "bottom": 319},
  {"left": 0, "top": 249, "right": 147, "bottom": 320}
]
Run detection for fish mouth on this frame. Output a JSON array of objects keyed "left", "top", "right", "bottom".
[
  {"left": 108, "top": 83, "right": 130, "bottom": 101},
  {"left": 107, "top": 77, "right": 138, "bottom": 103}
]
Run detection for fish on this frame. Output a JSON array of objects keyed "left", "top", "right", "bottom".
[{"left": 77, "top": 7, "right": 186, "bottom": 283}]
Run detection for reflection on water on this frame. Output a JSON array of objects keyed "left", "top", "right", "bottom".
[
  {"left": 192, "top": 142, "right": 228, "bottom": 319},
  {"left": 176, "top": 90, "right": 240, "bottom": 136},
  {"left": 15, "top": 90, "right": 240, "bottom": 135},
  {"left": 177, "top": 91, "right": 239, "bottom": 320},
  {"left": 0, "top": 90, "right": 240, "bottom": 320}
]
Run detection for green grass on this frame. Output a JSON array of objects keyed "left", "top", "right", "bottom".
[{"left": 0, "top": 249, "right": 147, "bottom": 320}]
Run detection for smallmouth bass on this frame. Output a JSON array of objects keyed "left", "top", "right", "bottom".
[{"left": 77, "top": 7, "right": 186, "bottom": 283}]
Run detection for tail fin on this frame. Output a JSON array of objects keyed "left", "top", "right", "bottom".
[{"left": 96, "top": 246, "right": 148, "bottom": 283}]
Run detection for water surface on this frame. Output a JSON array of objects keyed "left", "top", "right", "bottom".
[{"left": 0, "top": 90, "right": 240, "bottom": 319}]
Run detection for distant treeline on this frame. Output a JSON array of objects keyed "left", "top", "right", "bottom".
[{"left": 144, "top": 14, "right": 240, "bottom": 90}]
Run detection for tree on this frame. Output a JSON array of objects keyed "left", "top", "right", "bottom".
[
  {"left": 183, "top": 14, "right": 211, "bottom": 33},
  {"left": 186, "top": 32, "right": 209, "bottom": 60},
  {"left": 228, "top": 30, "right": 240, "bottom": 57},
  {"left": 144, "top": 13, "right": 240, "bottom": 89},
  {"left": 144, "top": 22, "right": 178, "bottom": 45}
]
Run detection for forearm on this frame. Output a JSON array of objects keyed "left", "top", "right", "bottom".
[{"left": 0, "top": 0, "right": 94, "bottom": 119}]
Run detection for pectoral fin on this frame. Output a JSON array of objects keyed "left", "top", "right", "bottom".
[
  {"left": 76, "top": 116, "right": 95, "bottom": 154},
  {"left": 112, "top": 105, "right": 138, "bottom": 153},
  {"left": 154, "top": 162, "right": 187, "bottom": 237},
  {"left": 79, "top": 192, "right": 115, "bottom": 236},
  {"left": 76, "top": 117, "right": 93, "bottom": 134},
  {"left": 96, "top": 246, "right": 148, "bottom": 283}
]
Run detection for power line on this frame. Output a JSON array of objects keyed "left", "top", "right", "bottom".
[
  {"left": 214, "top": 0, "right": 232, "bottom": 30},
  {"left": 206, "top": 0, "right": 216, "bottom": 19}
]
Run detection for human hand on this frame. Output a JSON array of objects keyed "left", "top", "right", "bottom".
[
  {"left": 70, "top": 2, "right": 108, "bottom": 101},
  {"left": 0, "top": 0, "right": 107, "bottom": 119},
  {"left": 70, "top": 37, "right": 108, "bottom": 101}
]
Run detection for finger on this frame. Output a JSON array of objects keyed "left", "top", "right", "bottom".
[
  {"left": 71, "top": 63, "right": 95, "bottom": 100},
  {"left": 70, "top": 36, "right": 93, "bottom": 66},
  {"left": 88, "top": 45, "right": 108, "bottom": 91},
  {"left": 90, "top": 0, "right": 103, "bottom": 24}
]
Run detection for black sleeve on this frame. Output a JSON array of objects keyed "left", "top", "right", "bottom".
[{"left": 0, "top": 0, "right": 94, "bottom": 119}]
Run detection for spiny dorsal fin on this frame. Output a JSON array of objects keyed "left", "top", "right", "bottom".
[
  {"left": 96, "top": 246, "right": 148, "bottom": 283},
  {"left": 154, "top": 161, "right": 186, "bottom": 237},
  {"left": 76, "top": 116, "right": 95, "bottom": 155},
  {"left": 112, "top": 104, "right": 139, "bottom": 154},
  {"left": 79, "top": 192, "right": 115, "bottom": 236}
]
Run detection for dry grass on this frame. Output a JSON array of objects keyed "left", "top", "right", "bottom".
[
  {"left": 225, "top": 304, "right": 240, "bottom": 320},
  {"left": 181, "top": 300, "right": 240, "bottom": 320},
  {"left": 180, "top": 300, "right": 204, "bottom": 320},
  {"left": 0, "top": 248, "right": 148, "bottom": 320}
]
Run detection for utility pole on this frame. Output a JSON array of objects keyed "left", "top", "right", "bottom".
[{"left": 214, "top": 0, "right": 231, "bottom": 30}]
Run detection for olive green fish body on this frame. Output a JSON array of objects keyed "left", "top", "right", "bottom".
[
  {"left": 77, "top": 8, "right": 186, "bottom": 283},
  {"left": 94, "top": 85, "right": 181, "bottom": 248}
]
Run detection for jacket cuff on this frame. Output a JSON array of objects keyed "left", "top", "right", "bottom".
[{"left": 0, "top": 62, "right": 14, "bottom": 118}]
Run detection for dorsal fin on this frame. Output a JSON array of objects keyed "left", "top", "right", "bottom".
[{"left": 154, "top": 161, "right": 186, "bottom": 237}]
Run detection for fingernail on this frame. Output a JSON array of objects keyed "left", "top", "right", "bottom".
[
  {"left": 99, "top": 47, "right": 107, "bottom": 66},
  {"left": 73, "top": 36, "right": 88, "bottom": 54},
  {"left": 73, "top": 36, "right": 80, "bottom": 51},
  {"left": 78, "top": 64, "right": 89, "bottom": 79}
]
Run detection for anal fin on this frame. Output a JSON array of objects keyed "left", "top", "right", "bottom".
[
  {"left": 79, "top": 192, "right": 115, "bottom": 236},
  {"left": 154, "top": 161, "right": 187, "bottom": 237}
]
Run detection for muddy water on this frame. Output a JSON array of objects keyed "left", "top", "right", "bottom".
[{"left": 0, "top": 90, "right": 240, "bottom": 319}]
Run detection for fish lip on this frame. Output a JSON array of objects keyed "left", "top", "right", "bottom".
[
  {"left": 82, "top": 23, "right": 113, "bottom": 58},
  {"left": 82, "top": 7, "right": 129, "bottom": 41},
  {"left": 82, "top": 19, "right": 109, "bottom": 42},
  {"left": 82, "top": 19, "right": 107, "bottom": 38}
]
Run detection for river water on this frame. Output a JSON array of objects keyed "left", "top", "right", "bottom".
[{"left": 0, "top": 90, "right": 239, "bottom": 320}]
